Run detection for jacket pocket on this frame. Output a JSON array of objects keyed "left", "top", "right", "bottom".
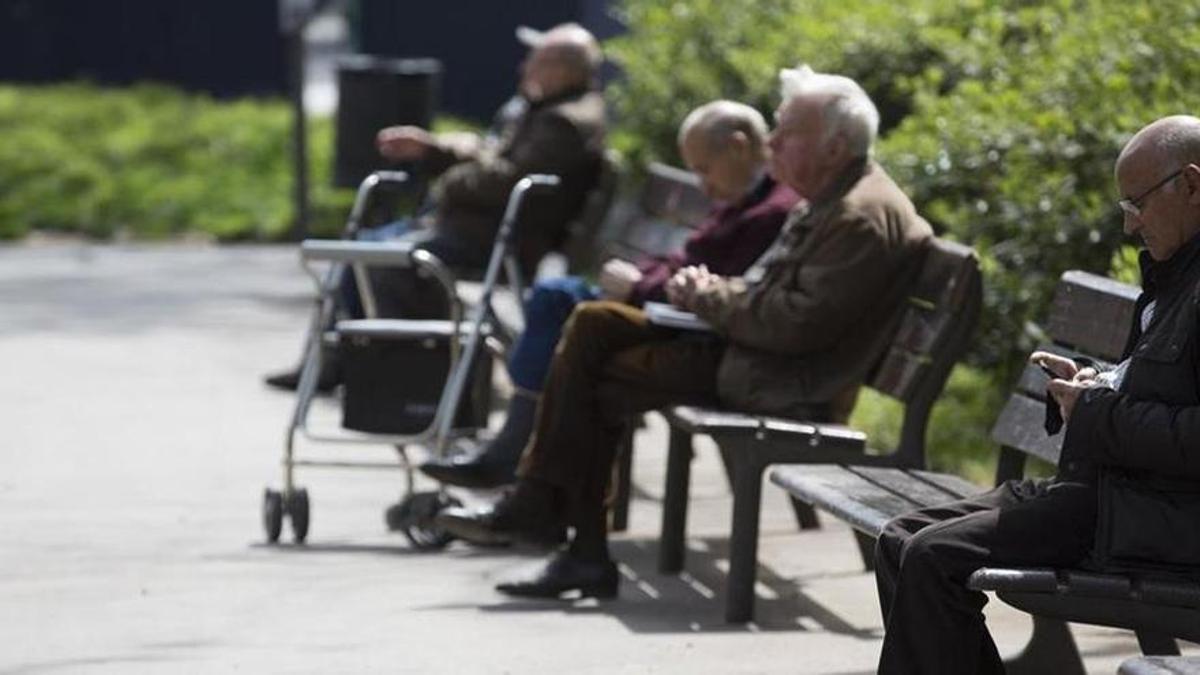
[{"left": 1093, "top": 469, "right": 1200, "bottom": 578}]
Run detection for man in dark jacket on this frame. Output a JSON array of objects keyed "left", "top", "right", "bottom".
[
  {"left": 419, "top": 99, "right": 799, "bottom": 489},
  {"left": 264, "top": 23, "right": 606, "bottom": 391},
  {"left": 873, "top": 115, "right": 1200, "bottom": 675},
  {"left": 375, "top": 22, "right": 607, "bottom": 274},
  {"left": 436, "top": 67, "right": 933, "bottom": 599}
]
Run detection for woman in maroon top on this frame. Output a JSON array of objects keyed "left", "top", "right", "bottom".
[{"left": 421, "top": 100, "right": 800, "bottom": 489}]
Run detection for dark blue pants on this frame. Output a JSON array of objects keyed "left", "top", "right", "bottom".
[{"left": 507, "top": 276, "right": 598, "bottom": 391}]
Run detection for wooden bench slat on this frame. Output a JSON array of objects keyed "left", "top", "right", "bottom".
[
  {"left": 989, "top": 394, "right": 1064, "bottom": 466},
  {"left": 639, "top": 163, "right": 709, "bottom": 223},
  {"left": 1120, "top": 656, "right": 1200, "bottom": 675},
  {"left": 664, "top": 405, "right": 866, "bottom": 446},
  {"left": 770, "top": 465, "right": 921, "bottom": 537},
  {"left": 846, "top": 466, "right": 978, "bottom": 510},
  {"left": 1047, "top": 271, "right": 1139, "bottom": 360},
  {"left": 910, "top": 469, "right": 988, "bottom": 500},
  {"left": 869, "top": 239, "right": 980, "bottom": 401}
]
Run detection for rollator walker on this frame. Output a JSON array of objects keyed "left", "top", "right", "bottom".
[{"left": 263, "top": 170, "right": 560, "bottom": 549}]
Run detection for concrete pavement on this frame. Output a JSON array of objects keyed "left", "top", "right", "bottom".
[{"left": 0, "top": 243, "right": 1176, "bottom": 673}]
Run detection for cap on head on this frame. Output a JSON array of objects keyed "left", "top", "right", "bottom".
[{"left": 515, "top": 22, "right": 603, "bottom": 76}]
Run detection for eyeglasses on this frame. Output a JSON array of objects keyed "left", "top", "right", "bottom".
[{"left": 1118, "top": 169, "right": 1183, "bottom": 217}]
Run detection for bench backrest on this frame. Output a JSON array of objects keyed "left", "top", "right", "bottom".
[
  {"left": 867, "top": 237, "right": 983, "bottom": 468},
  {"left": 989, "top": 271, "right": 1140, "bottom": 481},
  {"left": 561, "top": 150, "right": 622, "bottom": 272},
  {"left": 583, "top": 162, "right": 711, "bottom": 269}
]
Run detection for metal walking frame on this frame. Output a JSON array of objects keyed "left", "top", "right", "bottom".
[{"left": 263, "top": 171, "right": 561, "bottom": 548}]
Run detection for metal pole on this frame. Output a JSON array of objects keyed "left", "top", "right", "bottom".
[{"left": 288, "top": 28, "right": 310, "bottom": 241}]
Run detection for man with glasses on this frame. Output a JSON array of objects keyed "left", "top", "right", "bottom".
[{"left": 874, "top": 115, "right": 1200, "bottom": 674}]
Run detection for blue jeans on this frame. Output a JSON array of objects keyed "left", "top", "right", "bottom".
[{"left": 508, "top": 276, "right": 599, "bottom": 392}]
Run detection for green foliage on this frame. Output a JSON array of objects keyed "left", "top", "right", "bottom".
[
  {"left": 605, "top": 0, "right": 946, "bottom": 166},
  {"left": 609, "top": 0, "right": 1200, "bottom": 383},
  {"left": 0, "top": 83, "right": 352, "bottom": 240},
  {"left": 878, "top": 0, "right": 1200, "bottom": 381},
  {"left": 850, "top": 365, "right": 1006, "bottom": 486},
  {"left": 609, "top": 0, "right": 1199, "bottom": 471}
]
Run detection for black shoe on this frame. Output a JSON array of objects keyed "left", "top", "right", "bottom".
[
  {"left": 263, "top": 364, "right": 339, "bottom": 393},
  {"left": 495, "top": 551, "right": 618, "bottom": 599},
  {"left": 419, "top": 454, "right": 516, "bottom": 489},
  {"left": 434, "top": 485, "right": 565, "bottom": 547}
]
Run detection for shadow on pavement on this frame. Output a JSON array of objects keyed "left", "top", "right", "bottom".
[{"left": 414, "top": 536, "right": 881, "bottom": 637}]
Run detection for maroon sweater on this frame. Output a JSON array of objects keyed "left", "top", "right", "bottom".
[{"left": 629, "top": 175, "right": 800, "bottom": 306}]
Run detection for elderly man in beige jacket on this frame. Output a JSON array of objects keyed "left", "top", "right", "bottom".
[{"left": 439, "top": 66, "right": 934, "bottom": 600}]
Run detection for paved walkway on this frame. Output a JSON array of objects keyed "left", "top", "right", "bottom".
[{"left": 0, "top": 243, "right": 1173, "bottom": 673}]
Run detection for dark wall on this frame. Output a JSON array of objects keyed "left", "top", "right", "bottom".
[
  {"left": 359, "top": 0, "right": 622, "bottom": 122},
  {"left": 0, "top": 0, "right": 287, "bottom": 97}
]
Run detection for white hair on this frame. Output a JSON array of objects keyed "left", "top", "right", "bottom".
[
  {"left": 778, "top": 64, "right": 880, "bottom": 157},
  {"left": 677, "top": 100, "right": 770, "bottom": 154}
]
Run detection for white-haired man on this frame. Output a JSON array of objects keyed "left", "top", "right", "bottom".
[
  {"left": 419, "top": 100, "right": 799, "bottom": 489},
  {"left": 874, "top": 115, "right": 1200, "bottom": 674},
  {"left": 439, "top": 67, "right": 933, "bottom": 599}
]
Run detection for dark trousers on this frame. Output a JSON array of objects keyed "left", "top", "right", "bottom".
[
  {"left": 875, "top": 478, "right": 1097, "bottom": 674},
  {"left": 518, "top": 301, "right": 723, "bottom": 544}
]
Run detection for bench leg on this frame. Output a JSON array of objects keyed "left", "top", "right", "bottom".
[
  {"left": 853, "top": 530, "right": 876, "bottom": 572},
  {"left": 1135, "top": 631, "right": 1179, "bottom": 656},
  {"left": 1005, "top": 615, "right": 1085, "bottom": 675},
  {"left": 788, "top": 496, "right": 821, "bottom": 530},
  {"left": 658, "top": 425, "right": 693, "bottom": 573},
  {"left": 717, "top": 444, "right": 737, "bottom": 491},
  {"left": 609, "top": 424, "right": 635, "bottom": 532},
  {"left": 726, "top": 457, "right": 765, "bottom": 623}
]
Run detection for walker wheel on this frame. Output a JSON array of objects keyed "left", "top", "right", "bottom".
[
  {"left": 263, "top": 489, "right": 284, "bottom": 543},
  {"left": 287, "top": 488, "right": 310, "bottom": 544},
  {"left": 385, "top": 491, "right": 461, "bottom": 550}
]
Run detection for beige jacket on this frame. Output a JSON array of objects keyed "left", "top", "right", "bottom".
[{"left": 689, "top": 160, "right": 933, "bottom": 420}]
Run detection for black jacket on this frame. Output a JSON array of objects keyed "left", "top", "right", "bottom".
[{"left": 1062, "top": 233, "right": 1200, "bottom": 482}]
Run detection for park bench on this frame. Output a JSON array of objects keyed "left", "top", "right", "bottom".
[
  {"left": 1121, "top": 656, "right": 1200, "bottom": 674},
  {"left": 771, "top": 270, "right": 1200, "bottom": 672},
  {"left": 651, "top": 237, "right": 982, "bottom": 623}
]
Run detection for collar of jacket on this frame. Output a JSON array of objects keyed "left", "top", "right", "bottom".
[
  {"left": 722, "top": 172, "right": 777, "bottom": 214},
  {"left": 525, "top": 86, "right": 593, "bottom": 111},
  {"left": 805, "top": 156, "right": 871, "bottom": 215},
  {"left": 1138, "top": 229, "right": 1200, "bottom": 297}
]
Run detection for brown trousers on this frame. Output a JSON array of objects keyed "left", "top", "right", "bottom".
[{"left": 518, "top": 301, "right": 724, "bottom": 526}]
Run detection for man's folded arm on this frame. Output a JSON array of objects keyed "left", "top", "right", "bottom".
[
  {"left": 436, "top": 113, "right": 588, "bottom": 212},
  {"left": 1068, "top": 388, "right": 1200, "bottom": 479}
]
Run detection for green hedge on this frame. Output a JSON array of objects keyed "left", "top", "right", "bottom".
[{"left": 0, "top": 83, "right": 352, "bottom": 240}]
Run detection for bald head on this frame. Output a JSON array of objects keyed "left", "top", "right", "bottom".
[
  {"left": 1115, "top": 116, "right": 1200, "bottom": 261},
  {"left": 677, "top": 100, "right": 769, "bottom": 155},
  {"left": 677, "top": 101, "right": 769, "bottom": 202},
  {"left": 1118, "top": 115, "right": 1200, "bottom": 171},
  {"left": 518, "top": 23, "right": 601, "bottom": 100}
]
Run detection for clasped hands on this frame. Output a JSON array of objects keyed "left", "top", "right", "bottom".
[
  {"left": 1030, "top": 351, "right": 1099, "bottom": 424},
  {"left": 665, "top": 264, "right": 720, "bottom": 311}
]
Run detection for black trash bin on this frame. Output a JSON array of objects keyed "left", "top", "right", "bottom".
[{"left": 333, "top": 55, "right": 441, "bottom": 189}]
